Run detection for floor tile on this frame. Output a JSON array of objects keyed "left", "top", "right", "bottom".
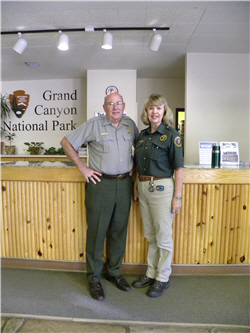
[
  {"left": 18, "top": 319, "right": 126, "bottom": 332},
  {"left": 2, "top": 318, "right": 25, "bottom": 333}
]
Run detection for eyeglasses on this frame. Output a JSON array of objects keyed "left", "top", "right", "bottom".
[{"left": 106, "top": 101, "right": 124, "bottom": 107}]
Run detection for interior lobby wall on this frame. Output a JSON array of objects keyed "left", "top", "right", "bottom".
[{"left": 185, "top": 53, "right": 249, "bottom": 165}]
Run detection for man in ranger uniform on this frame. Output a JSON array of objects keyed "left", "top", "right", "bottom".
[{"left": 60, "top": 91, "right": 138, "bottom": 301}]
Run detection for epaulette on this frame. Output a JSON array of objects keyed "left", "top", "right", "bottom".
[{"left": 165, "top": 125, "right": 179, "bottom": 135}]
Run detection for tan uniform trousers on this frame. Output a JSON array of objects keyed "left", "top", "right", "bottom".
[{"left": 138, "top": 177, "right": 174, "bottom": 282}]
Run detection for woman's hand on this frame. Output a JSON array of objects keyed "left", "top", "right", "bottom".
[
  {"left": 172, "top": 167, "right": 183, "bottom": 214},
  {"left": 172, "top": 197, "right": 182, "bottom": 214}
]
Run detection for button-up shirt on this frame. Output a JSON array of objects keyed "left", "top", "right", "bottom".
[
  {"left": 135, "top": 123, "right": 183, "bottom": 177},
  {"left": 66, "top": 115, "right": 138, "bottom": 175}
]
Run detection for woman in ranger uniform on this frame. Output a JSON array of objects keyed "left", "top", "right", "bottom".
[{"left": 133, "top": 93, "right": 183, "bottom": 298}]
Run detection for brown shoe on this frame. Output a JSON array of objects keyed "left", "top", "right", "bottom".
[
  {"left": 132, "top": 274, "right": 155, "bottom": 288},
  {"left": 147, "top": 280, "right": 170, "bottom": 298},
  {"left": 89, "top": 281, "right": 105, "bottom": 301},
  {"left": 104, "top": 273, "right": 131, "bottom": 291}
]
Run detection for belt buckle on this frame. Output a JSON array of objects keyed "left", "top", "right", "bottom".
[{"left": 117, "top": 174, "right": 123, "bottom": 181}]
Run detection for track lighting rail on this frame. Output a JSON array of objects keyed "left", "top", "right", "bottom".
[{"left": 1, "top": 27, "right": 170, "bottom": 35}]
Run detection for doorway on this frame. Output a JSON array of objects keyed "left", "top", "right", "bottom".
[{"left": 175, "top": 108, "right": 185, "bottom": 131}]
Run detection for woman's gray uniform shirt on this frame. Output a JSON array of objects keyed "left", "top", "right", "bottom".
[{"left": 66, "top": 115, "right": 138, "bottom": 175}]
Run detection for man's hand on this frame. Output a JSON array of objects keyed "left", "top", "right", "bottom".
[
  {"left": 60, "top": 137, "right": 102, "bottom": 184},
  {"left": 80, "top": 165, "right": 102, "bottom": 184}
]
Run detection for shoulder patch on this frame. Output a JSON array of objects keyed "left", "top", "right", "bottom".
[{"left": 174, "top": 136, "right": 182, "bottom": 147}]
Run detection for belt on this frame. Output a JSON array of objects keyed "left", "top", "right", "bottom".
[
  {"left": 138, "top": 175, "right": 171, "bottom": 182},
  {"left": 102, "top": 172, "right": 129, "bottom": 181}
]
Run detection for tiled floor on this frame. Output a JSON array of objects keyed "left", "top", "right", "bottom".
[{"left": 1, "top": 316, "right": 249, "bottom": 333}]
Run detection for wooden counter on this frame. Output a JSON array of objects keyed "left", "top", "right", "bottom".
[
  {"left": 1, "top": 162, "right": 249, "bottom": 273},
  {"left": 0, "top": 154, "right": 87, "bottom": 162}
]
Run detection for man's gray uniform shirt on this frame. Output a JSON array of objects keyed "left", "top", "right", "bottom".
[{"left": 66, "top": 115, "right": 138, "bottom": 175}]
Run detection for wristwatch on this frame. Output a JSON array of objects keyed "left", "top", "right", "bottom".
[{"left": 174, "top": 196, "right": 182, "bottom": 200}]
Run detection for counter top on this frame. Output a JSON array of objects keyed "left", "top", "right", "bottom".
[
  {"left": 1, "top": 160, "right": 84, "bottom": 182},
  {"left": 1, "top": 161, "right": 249, "bottom": 184},
  {"left": 1, "top": 160, "right": 249, "bottom": 169},
  {"left": 184, "top": 163, "right": 250, "bottom": 169},
  {"left": 1, "top": 161, "right": 75, "bottom": 167},
  {"left": 0, "top": 154, "right": 86, "bottom": 158},
  {"left": 0, "top": 154, "right": 87, "bottom": 162}
]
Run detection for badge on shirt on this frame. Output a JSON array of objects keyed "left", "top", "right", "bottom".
[
  {"left": 101, "top": 132, "right": 108, "bottom": 135},
  {"left": 127, "top": 127, "right": 130, "bottom": 133},
  {"left": 174, "top": 136, "right": 182, "bottom": 147},
  {"left": 160, "top": 135, "right": 167, "bottom": 141}
]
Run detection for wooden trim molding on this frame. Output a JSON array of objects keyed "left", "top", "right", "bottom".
[
  {"left": 1, "top": 258, "right": 249, "bottom": 275},
  {"left": 2, "top": 164, "right": 249, "bottom": 184},
  {"left": 183, "top": 168, "right": 250, "bottom": 184}
]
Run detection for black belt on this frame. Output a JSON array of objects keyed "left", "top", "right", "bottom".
[
  {"left": 102, "top": 172, "right": 129, "bottom": 181},
  {"left": 139, "top": 175, "right": 171, "bottom": 182}
]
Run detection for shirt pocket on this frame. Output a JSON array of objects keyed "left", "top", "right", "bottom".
[
  {"left": 96, "top": 134, "right": 114, "bottom": 153},
  {"left": 122, "top": 132, "right": 133, "bottom": 153},
  {"left": 135, "top": 140, "right": 143, "bottom": 149},
  {"left": 151, "top": 142, "right": 168, "bottom": 160}
]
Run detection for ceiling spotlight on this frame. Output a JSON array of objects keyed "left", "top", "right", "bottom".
[
  {"left": 13, "top": 32, "right": 27, "bottom": 54},
  {"left": 58, "top": 30, "right": 69, "bottom": 51},
  {"left": 149, "top": 29, "right": 162, "bottom": 52},
  {"left": 102, "top": 29, "right": 113, "bottom": 50}
]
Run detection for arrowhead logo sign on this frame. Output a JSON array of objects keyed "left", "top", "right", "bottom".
[{"left": 9, "top": 90, "right": 30, "bottom": 118}]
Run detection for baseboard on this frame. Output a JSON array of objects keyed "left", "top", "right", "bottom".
[{"left": 1, "top": 258, "right": 249, "bottom": 275}]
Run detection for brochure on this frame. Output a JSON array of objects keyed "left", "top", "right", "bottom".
[
  {"left": 220, "top": 142, "right": 239, "bottom": 164},
  {"left": 199, "top": 141, "right": 218, "bottom": 165}
]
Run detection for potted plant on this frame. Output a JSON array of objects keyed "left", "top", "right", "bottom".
[
  {"left": 4, "top": 131, "right": 16, "bottom": 154},
  {"left": 24, "top": 142, "right": 44, "bottom": 155},
  {"left": 1, "top": 93, "right": 13, "bottom": 154},
  {"left": 44, "top": 147, "right": 65, "bottom": 155}
]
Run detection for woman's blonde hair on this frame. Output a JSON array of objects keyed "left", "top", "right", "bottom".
[{"left": 140, "top": 93, "right": 173, "bottom": 126}]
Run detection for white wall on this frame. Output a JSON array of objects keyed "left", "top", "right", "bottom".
[
  {"left": 1, "top": 79, "right": 86, "bottom": 154},
  {"left": 136, "top": 78, "right": 185, "bottom": 131},
  {"left": 87, "top": 70, "right": 137, "bottom": 124},
  {"left": 2, "top": 54, "right": 249, "bottom": 163},
  {"left": 185, "top": 53, "right": 249, "bottom": 164}
]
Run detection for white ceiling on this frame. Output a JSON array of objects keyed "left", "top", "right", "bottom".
[{"left": 1, "top": 1, "right": 249, "bottom": 81}]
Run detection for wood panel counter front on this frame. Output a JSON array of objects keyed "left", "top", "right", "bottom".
[{"left": 1, "top": 161, "right": 249, "bottom": 273}]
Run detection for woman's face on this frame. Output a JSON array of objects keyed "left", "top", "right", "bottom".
[{"left": 147, "top": 103, "right": 165, "bottom": 128}]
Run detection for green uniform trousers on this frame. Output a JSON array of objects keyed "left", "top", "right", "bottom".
[{"left": 85, "top": 176, "right": 133, "bottom": 283}]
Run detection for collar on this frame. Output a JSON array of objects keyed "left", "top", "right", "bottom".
[
  {"left": 103, "top": 115, "right": 128, "bottom": 128},
  {"left": 146, "top": 122, "right": 166, "bottom": 134}
]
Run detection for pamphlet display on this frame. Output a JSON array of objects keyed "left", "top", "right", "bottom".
[
  {"left": 199, "top": 142, "right": 218, "bottom": 165},
  {"left": 220, "top": 142, "right": 239, "bottom": 165}
]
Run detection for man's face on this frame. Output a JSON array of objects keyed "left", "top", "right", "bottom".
[
  {"left": 103, "top": 92, "right": 125, "bottom": 125},
  {"left": 180, "top": 122, "right": 185, "bottom": 132}
]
